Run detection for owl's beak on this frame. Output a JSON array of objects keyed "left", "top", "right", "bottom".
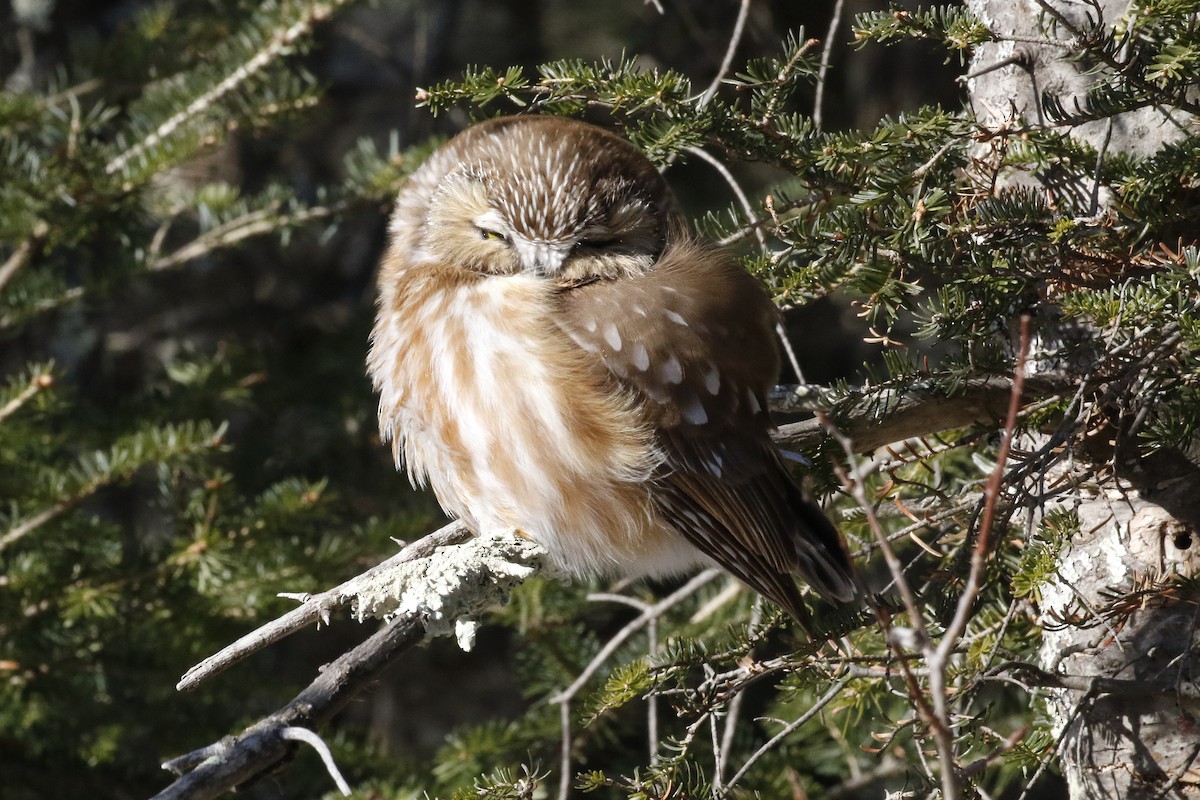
[{"left": 515, "top": 238, "right": 569, "bottom": 276}]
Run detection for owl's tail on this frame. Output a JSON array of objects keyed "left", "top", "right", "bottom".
[{"left": 784, "top": 477, "right": 860, "bottom": 606}]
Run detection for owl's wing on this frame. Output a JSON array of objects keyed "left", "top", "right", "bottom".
[{"left": 556, "top": 240, "right": 857, "bottom": 617}]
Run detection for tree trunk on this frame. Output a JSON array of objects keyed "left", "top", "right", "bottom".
[{"left": 965, "top": 1, "right": 1200, "bottom": 796}]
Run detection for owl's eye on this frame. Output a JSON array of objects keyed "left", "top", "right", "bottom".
[{"left": 479, "top": 228, "right": 508, "bottom": 242}]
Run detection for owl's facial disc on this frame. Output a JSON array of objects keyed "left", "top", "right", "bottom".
[
  {"left": 470, "top": 208, "right": 570, "bottom": 276},
  {"left": 424, "top": 143, "right": 671, "bottom": 281},
  {"left": 512, "top": 237, "right": 571, "bottom": 276}
]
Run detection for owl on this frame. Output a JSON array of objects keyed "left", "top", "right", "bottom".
[{"left": 368, "top": 115, "right": 856, "bottom": 621}]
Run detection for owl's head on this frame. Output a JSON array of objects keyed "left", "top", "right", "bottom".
[{"left": 415, "top": 116, "right": 680, "bottom": 283}]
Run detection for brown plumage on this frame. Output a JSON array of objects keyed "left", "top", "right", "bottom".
[{"left": 368, "top": 115, "right": 856, "bottom": 621}]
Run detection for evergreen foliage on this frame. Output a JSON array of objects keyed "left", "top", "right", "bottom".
[{"left": 2, "top": 1, "right": 1197, "bottom": 798}]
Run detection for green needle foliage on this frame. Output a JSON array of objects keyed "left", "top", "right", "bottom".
[
  {"left": 1, "top": 1, "right": 430, "bottom": 796},
  {"left": 3, "top": 1, "right": 1199, "bottom": 798}
]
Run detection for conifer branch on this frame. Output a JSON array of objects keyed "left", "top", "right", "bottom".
[
  {"left": 0, "top": 367, "right": 53, "bottom": 424},
  {"left": 773, "top": 374, "right": 1074, "bottom": 454},
  {"left": 104, "top": 0, "right": 349, "bottom": 178},
  {"left": 0, "top": 422, "right": 224, "bottom": 555},
  {"left": 1032, "top": 0, "right": 1200, "bottom": 118},
  {"left": 0, "top": 219, "right": 48, "bottom": 296},
  {"left": 149, "top": 199, "right": 353, "bottom": 271}
]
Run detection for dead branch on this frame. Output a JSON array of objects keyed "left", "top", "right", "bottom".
[
  {"left": 153, "top": 615, "right": 425, "bottom": 800},
  {"left": 177, "top": 521, "right": 471, "bottom": 690},
  {"left": 773, "top": 374, "right": 1074, "bottom": 454}
]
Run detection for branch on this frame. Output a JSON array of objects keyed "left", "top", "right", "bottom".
[
  {"left": 771, "top": 374, "right": 1074, "bottom": 454},
  {"left": 697, "top": 0, "right": 752, "bottom": 108},
  {"left": 812, "top": 0, "right": 845, "bottom": 133},
  {"left": 178, "top": 520, "right": 473, "bottom": 690},
  {"left": 154, "top": 615, "right": 425, "bottom": 800},
  {"left": 161, "top": 526, "right": 545, "bottom": 798},
  {"left": 0, "top": 220, "right": 49, "bottom": 296},
  {"left": 105, "top": 0, "right": 348, "bottom": 177},
  {"left": 166, "top": 369, "right": 1074, "bottom": 797}
]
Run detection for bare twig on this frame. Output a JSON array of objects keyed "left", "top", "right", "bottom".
[
  {"left": 722, "top": 677, "right": 851, "bottom": 793},
  {"left": 716, "top": 598, "right": 762, "bottom": 783},
  {"left": 812, "top": 0, "right": 845, "bottom": 133},
  {"left": 153, "top": 615, "right": 424, "bottom": 800},
  {"left": 698, "top": 0, "right": 752, "bottom": 108},
  {"left": 550, "top": 569, "right": 721, "bottom": 705},
  {"left": 557, "top": 699, "right": 572, "bottom": 800},
  {"left": 684, "top": 145, "right": 809, "bottom": 383},
  {"left": 278, "top": 728, "right": 351, "bottom": 796},
  {"left": 685, "top": 146, "right": 766, "bottom": 251},
  {"left": 548, "top": 571, "right": 719, "bottom": 798},
  {"left": 919, "top": 317, "right": 1032, "bottom": 799}
]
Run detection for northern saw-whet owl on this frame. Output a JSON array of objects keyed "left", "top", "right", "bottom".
[{"left": 368, "top": 115, "right": 856, "bottom": 621}]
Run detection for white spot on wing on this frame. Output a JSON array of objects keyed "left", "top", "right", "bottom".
[
  {"left": 661, "top": 353, "right": 683, "bottom": 384},
  {"left": 680, "top": 394, "right": 708, "bottom": 425},
  {"left": 631, "top": 343, "right": 650, "bottom": 371},
  {"left": 569, "top": 331, "right": 600, "bottom": 353},
  {"left": 702, "top": 362, "right": 720, "bottom": 395},
  {"left": 604, "top": 323, "right": 623, "bottom": 351},
  {"left": 665, "top": 310, "right": 688, "bottom": 327}
]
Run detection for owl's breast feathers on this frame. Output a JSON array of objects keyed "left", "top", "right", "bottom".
[{"left": 369, "top": 249, "right": 702, "bottom": 576}]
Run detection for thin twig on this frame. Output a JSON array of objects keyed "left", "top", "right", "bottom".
[
  {"left": 278, "top": 727, "right": 351, "bottom": 796},
  {"left": 722, "top": 678, "right": 851, "bottom": 793},
  {"left": 698, "top": 0, "right": 752, "bottom": 108},
  {"left": 558, "top": 699, "right": 572, "bottom": 800},
  {"left": 926, "top": 315, "right": 1031, "bottom": 800},
  {"left": 684, "top": 145, "right": 807, "bottom": 382},
  {"left": 812, "top": 0, "right": 845, "bottom": 133},
  {"left": 684, "top": 146, "right": 766, "bottom": 251},
  {"left": 716, "top": 598, "right": 762, "bottom": 783},
  {"left": 550, "top": 569, "right": 721, "bottom": 705}
]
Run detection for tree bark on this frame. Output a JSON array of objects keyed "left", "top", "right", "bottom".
[{"left": 966, "top": 1, "right": 1200, "bottom": 796}]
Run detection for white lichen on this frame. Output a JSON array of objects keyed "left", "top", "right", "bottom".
[{"left": 349, "top": 528, "right": 546, "bottom": 651}]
